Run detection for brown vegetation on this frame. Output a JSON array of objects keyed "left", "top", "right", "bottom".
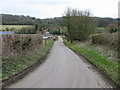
[
  {"left": 91, "top": 32, "right": 118, "bottom": 49},
  {"left": 2, "top": 34, "right": 42, "bottom": 58}
]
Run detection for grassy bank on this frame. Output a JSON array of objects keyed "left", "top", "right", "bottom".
[
  {"left": 2, "top": 40, "right": 54, "bottom": 80},
  {"left": 63, "top": 40, "right": 119, "bottom": 86}
]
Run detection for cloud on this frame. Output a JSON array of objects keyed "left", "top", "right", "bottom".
[{"left": 0, "top": 0, "right": 119, "bottom": 19}]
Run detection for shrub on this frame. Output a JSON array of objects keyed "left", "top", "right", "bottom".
[
  {"left": 5, "top": 28, "right": 9, "bottom": 31},
  {"left": 91, "top": 32, "right": 118, "bottom": 49},
  {"left": 109, "top": 28, "right": 118, "bottom": 33},
  {"left": 15, "top": 27, "right": 36, "bottom": 34},
  {"left": 2, "top": 34, "right": 43, "bottom": 58},
  {"left": 52, "top": 30, "right": 61, "bottom": 35}
]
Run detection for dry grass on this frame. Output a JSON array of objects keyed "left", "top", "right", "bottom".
[
  {"left": 2, "top": 40, "right": 54, "bottom": 80},
  {"left": 91, "top": 32, "right": 118, "bottom": 49},
  {"left": 74, "top": 41, "right": 118, "bottom": 62},
  {"left": 63, "top": 40, "right": 119, "bottom": 86},
  {"left": 0, "top": 25, "right": 34, "bottom": 31},
  {"left": 2, "top": 34, "right": 42, "bottom": 58}
]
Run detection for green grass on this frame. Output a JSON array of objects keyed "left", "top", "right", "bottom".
[
  {"left": 0, "top": 25, "right": 34, "bottom": 31},
  {"left": 63, "top": 40, "right": 119, "bottom": 85},
  {"left": 0, "top": 74, "right": 2, "bottom": 78},
  {"left": 2, "top": 40, "right": 54, "bottom": 80}
]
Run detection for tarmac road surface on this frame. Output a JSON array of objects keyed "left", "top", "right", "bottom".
[{"left": 8, "top": 36, "right": 113, "bottom": 88}]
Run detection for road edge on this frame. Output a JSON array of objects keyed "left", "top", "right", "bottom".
[
  {"left": 65, "top": 45, "right": 119, "bottom": 88},
  {"left": 2, "top": 42, "right": 54, "bottom": 88}
]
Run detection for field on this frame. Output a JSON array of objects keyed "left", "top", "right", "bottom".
[
  {"left": 95, "top": 27, "right": 109, "bottom": 33},
  {"left": 0, "top": 25, "right": 34, "bottom": 31}
]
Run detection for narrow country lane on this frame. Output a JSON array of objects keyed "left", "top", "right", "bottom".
[{"left": 8, "top": 36, "right": 112, "bottom": 88}]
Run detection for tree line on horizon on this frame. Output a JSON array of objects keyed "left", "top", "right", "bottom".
[
  {"left": 1, "top": 13, "right": 117, "bottom": 27},
  {"left": 0, "top": 13, "right": 118, "bottom": 37},
  {"left": 1, "top": 14, "right": 42, "bottom": 25}
]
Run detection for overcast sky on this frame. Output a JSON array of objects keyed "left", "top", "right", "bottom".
[{"left": 0, "top": 0, "right": 119, "bottom": 19}]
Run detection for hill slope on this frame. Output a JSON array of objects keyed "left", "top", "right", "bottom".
[{"left": 1, "top": 14, "right": 41, "bottom": 25}]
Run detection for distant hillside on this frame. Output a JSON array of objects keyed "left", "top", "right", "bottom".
[
  {"left": 41, "top": 17, "right": 64, "bottom": 26},
  {"left": 41, "top": 17, "right": 64, "bottom": 32},
  {"left": 95, "top": 17, "right": 118, "bottom": 27},
  {"left": 1, "top": 14, "right": 42, "bottom": 25},
  {"left": 1, "top": 14, "right": 118, "bottom": 27},
  {"left": 42, "top": 17, "right": 118, "bottom": 28}
]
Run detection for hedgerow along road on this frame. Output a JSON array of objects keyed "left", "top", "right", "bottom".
[{"left": 8, "top": 36, "right": 114, "bottom": 88}]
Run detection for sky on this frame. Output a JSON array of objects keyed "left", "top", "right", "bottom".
[{"left": 0, "top": 0, "right": 119, "bottom": 19}]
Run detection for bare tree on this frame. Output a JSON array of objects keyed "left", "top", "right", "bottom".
[{"left": 63, "top": 8, "right": 97, "bottom": 42}]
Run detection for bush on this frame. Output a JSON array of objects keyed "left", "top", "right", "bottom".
[
  {"left": 109, "top": 28, "right": 118, "bottom": 33},
  {"left": 2, "top": 34, "right": 43, "bottom": 58},
  {"left": 52, "top": 30, "right": 61, "bottom": 35},
  {"left": 15, "top": 27, "right": 36, "bottom": 34},
  {"left": 2, "top": 40, "right": 54, "bottom": 80},
  {"left": 91, "top": 32, "right": 118, "bottom": 49}
]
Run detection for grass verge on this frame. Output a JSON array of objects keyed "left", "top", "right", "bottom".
[
  {"left": 63, "top": 39, "right": 119, "bottom": 86},
  {"left": 2, "top": 40, "right": 54, "bottom": 80}
]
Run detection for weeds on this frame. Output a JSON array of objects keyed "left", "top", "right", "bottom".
[
  {"left": 2, "top": 40, "right": 54, "bottom": 80},
  {"left": 63, "top": 40, "right": 119, "bottom": 85},
  {"left": 91, "top": 32, "right": 118, "bottom": 49}
]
